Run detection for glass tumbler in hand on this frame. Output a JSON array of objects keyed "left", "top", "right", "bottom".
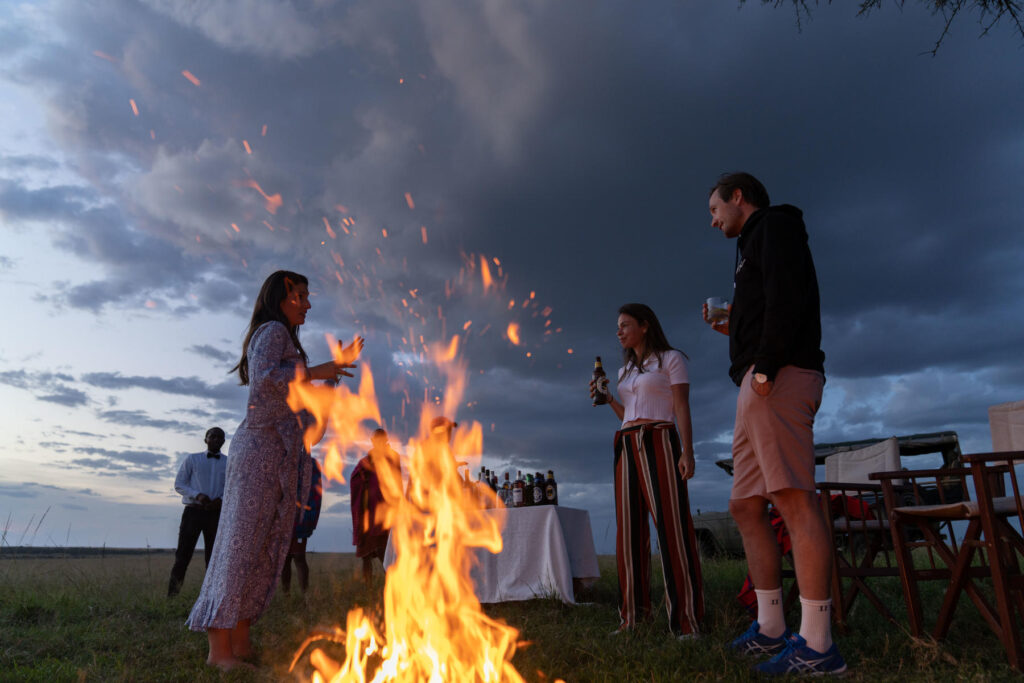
[{"left": 705, "top": 297, "right": 729, "bottom": 324}]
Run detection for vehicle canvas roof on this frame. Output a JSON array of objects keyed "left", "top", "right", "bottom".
[{"left": 713, "top": 430, "right": 961, "bottom": 477}]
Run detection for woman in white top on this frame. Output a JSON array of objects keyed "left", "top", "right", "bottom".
[{"left": 591, "top": 303, "right": 704, "bottom": 637}]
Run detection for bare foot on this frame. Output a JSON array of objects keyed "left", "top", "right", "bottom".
[{"left": 207, "top": 656, "right": 256, "bottom": 671}]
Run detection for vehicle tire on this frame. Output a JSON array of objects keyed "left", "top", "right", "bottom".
[{"left": 697, "top": 532, "right": 718, "bottom": 559}]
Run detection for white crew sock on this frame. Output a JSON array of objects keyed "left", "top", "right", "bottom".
[
  {"left": 754, "top": 588, "right": 786, "bottom": 638},
  {"left": 798, "top": 596, "right": 833, "bottom": 653}
]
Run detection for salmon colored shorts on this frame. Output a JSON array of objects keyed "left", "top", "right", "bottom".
[{"left": 730, "top": 365, "right": 825, "bottom": 500}]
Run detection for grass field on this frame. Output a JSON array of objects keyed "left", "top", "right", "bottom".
[{"left": 0, "top": 548, "right": 1019, "bottom": 682}]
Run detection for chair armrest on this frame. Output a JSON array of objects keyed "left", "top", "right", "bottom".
[
  {"left": 964, "top": 451, "right": 1024, "bottom": 465},
  {"left": 870, "top": 467, "right": 972, "bottom": 481},
  {"left": 817, "top": 481, "right": 883, "bottom": 493}
]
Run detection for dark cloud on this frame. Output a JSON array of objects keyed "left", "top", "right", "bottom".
[
  {"left": 0, "top": 483, "right": 40, "bottom": 499},
  {"left": 67, "top": 446, "right": 173, "bottom": 479},
  {"left": 0, "top": 369, "right": 91, "bottom": 408},
  {"left": 0, "top": 152, "right": 60, "bottom": 173},
  {"left": 96, "top": 409, "right": 202, "bottom": 433},
  {"left": 188, "top": 343, "right": 235, "bottom": 364},
  {"left": 38, "top": 386, "right": 90, "bottom": 407},
  {"left": 64, "top": 429, "right": 106, "bottom": 439},
  {"left": 1, "top": 0, "right": 1022, "bottom": 525},
  {"left": 73, "top": 446, "right": 170, "bottom": 467},
  {"left": 81, "top": 371, "right": 244, "bottom": 409},
  {"left": 0, "top": 481, "right": 96, "bottom": 501}
]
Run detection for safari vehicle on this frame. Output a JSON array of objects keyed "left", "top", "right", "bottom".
[{"left": 692, "top": 431, "right": 962, "bottom": 557}]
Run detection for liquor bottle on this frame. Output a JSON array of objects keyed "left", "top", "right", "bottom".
[
  {"left": 524, "top": 474, "right": 535, "bottom": 507},
  {"left": 545, "top": 470, "right": 558, "bottom": 505},
  {"left": 533, "top": 472, "right": 545, "bottom": 505},
  {"left": 502, "top": 472, "right": 511, "bottom": 506},
  {"left": 592, "top": 356, "right": 609, "bottom": 406},
  {"left": 512, "top": 470, "right": 524, "bottom": 507},
  {"left": 479, "top": 466, "right": 486, "bottom": 483},
  {"left": 490, "top": 473, "right": 498, "bottom": 492}
]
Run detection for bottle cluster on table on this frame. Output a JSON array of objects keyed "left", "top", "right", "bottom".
[{"left": 470, "top": 467, "right": 558, "bottom": 508}]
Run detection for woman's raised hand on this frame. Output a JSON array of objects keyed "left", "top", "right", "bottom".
[
  {"left": 309, "top": 336, "right": 365, "bottom": 382},
  {"left": 339, "top": 336, "right": 364, "bottom": 364},
  {"left": 330, "top": 336, "right": 364, "bottom": 380}
]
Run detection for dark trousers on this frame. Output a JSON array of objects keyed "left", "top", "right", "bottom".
[{"left": 167, "top": 505, "right": 220, "bottom": 596}]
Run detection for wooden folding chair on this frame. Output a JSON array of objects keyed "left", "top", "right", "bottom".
[
  {"left": 817, "top": 480, "right": 900, "bottom": 631},
  {"left": 871, "top": 466, "right": 989, "bottom": 640},
  {"left": 966, "top": 450, "right": 1024, "bottom": 670}
]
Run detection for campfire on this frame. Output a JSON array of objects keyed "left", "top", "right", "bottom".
[{"left": 287, "top": 335, "right": 535, "bottom": 682}]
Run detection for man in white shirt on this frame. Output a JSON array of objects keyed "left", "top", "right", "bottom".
[{"left": 168, "top": 427, "right": 227, "bottom": 597}]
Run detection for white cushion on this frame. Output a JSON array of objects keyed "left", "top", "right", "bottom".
[
  {"left": 825, "top": 437, "right": 901, "bottom": 486},
  {"left": 989, "top": 400, "right": 1024, "bottom": 451}
]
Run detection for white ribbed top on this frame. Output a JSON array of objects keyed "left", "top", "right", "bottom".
[{"left": 617, "top": 350, "right": 689, "bottom": 426}]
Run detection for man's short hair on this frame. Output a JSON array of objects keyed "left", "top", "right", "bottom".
[
  {"left": 206, "top": 427, "right": 225, "bottom": 440},
  {"left": 710, "top": 172, "right": 770, "bottom": 209}
]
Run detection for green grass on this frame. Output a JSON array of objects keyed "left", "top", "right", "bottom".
[{"left": 0, "top": 549, "right": 1019, "bottom": 681}]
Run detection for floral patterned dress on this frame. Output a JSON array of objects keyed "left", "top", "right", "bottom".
[{"left": 187, "top": 321, "right": 312, "bottom": 631}]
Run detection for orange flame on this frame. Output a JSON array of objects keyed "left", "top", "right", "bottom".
[
  {"left": 241, "top": 179, "right": 283, "bottom": 214},
  {"left": 480, "top": 256, "right": 493, "bottom": 293},
  {"left": 506, "top": 323, "right": 521, "bottom": 346},
  {"left": 181, "top": 69, "right": 201, "bottom": 87},
  {"left": 292, "top": 335, "right": 525, "bottom": 681},
  {"left": 323, "top": 216, "right": 337, "bottom": 239},
  {"left": 286, "top": 343, "right": 380, "bottom": 484}
]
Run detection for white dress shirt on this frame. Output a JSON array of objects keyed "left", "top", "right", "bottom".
[{"left": 174, "top": 451, "right": 228, "bottom": 505}]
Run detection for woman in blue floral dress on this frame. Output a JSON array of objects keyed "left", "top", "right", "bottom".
[{"left": 187, "top": 270, "right": 360, "bottom": 670}]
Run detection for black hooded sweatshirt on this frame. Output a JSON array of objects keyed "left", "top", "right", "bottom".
[{"left": 728, "top": 204, "right": 825, "bottom": 387}]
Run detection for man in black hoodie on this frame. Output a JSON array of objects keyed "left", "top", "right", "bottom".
[{"left": 703, "top": 172, "right": 845, "bottom": 676}]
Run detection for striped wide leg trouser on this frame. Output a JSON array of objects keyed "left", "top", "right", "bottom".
[{"left": 614, "top": 422, "right": 704, "bottom": 635}]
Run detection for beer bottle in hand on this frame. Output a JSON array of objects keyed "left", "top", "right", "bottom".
[{"left": 592, "top": 356, "right": 608, "bottom": 406}]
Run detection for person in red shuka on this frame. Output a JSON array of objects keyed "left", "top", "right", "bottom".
[{"left": 351, "top": 428, "right": 400, "bottom": 583}]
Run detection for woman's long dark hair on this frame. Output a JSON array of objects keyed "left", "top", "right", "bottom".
[
  {"left": 618, "top": 303, "right": 687, "bottom": 376},
  {"left": 231, "top": 270, "right": 310, "bottom": 385}
]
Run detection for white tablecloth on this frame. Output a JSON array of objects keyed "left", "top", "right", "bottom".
[{"left": 384, "top": 505, "right": 600, "bottom": 604}]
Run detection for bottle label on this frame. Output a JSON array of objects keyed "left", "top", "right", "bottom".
[
  {"left": 546, "top": 484, "right": 555, "bottom": 501},
  {"left": 513, "top": 489, "right": 523, "bottom": 506},
  {"left": 533, "top": 486, "right": 543, "bottom": 504}
]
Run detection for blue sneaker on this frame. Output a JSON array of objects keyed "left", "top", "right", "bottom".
[
  {"left": 753, "top": 634, "right": 847, "bottom": 676},
  {"left": 729, "top": 621, "right": 792, "bottom": 656}
]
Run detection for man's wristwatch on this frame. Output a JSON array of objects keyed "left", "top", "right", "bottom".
[{"left": 754, "top": 373, "right": 768, "bottom": 384}]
